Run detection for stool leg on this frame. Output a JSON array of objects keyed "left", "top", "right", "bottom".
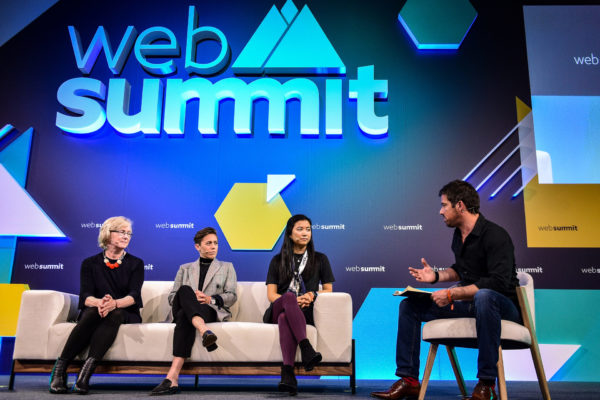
[
  {"left": 530, "top": 343, "right": 551, "bottom": 400},
  {"left": 446, "top": 346, "right": 467, "bottom": 397},
  {"left": 497, "top": 346, "right": 508, "bottom": 400},
  {"left": 418, "top": 343, "right": 438, "bottom": 400}
]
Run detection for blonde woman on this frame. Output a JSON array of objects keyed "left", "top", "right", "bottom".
[{"left": 49, "top": 216, "right": 144, "bottom": 395}]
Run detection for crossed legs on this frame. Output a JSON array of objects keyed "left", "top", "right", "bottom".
[{"left": 163, "top": 286, "right": 217, "bottom": 388}]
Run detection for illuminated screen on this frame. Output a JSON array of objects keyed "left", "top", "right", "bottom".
[{"left": 524, "top": 6, "right": 600, "bottom": 184}]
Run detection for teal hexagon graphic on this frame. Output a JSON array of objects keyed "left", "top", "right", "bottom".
[
  {"left": 214, "top": 175, "right": 294, "bottom": 250},
  {"left": 398, "top": 0, "right": 477, "bottom": 50}
]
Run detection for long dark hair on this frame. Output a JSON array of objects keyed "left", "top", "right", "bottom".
[{"left": 278, "top": 214, "right": 316, "bottom": 285}]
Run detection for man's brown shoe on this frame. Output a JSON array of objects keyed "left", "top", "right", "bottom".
[
  {"left": 370, "top": 378, "right": 420, "bottom": 400},
  {"left": 465, "top": 381, "right": 497, "bottom": 400}
]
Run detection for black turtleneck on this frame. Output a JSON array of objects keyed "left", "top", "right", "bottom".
[{"left": 198, "top": 257, "right": 212, "bottom": 290}]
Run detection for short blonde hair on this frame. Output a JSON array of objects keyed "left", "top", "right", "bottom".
[{"left": 98, "top": 216, "right": 133, "bottom": 249}]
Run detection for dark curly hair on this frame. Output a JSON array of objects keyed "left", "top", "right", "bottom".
[{"left": 439, "top": 180, "right": 480, "bottom": 214}]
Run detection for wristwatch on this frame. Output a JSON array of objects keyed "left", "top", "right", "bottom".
[
  {"left": 210, "top": 297, "right": 216, "bottom": 305},
  {"left": 312, "top": 291, "right": 318, "bottom": 301}
]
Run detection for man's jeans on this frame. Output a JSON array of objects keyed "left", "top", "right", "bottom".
[{"left": 395, "top": 289, "right": 522, "bottom": 381}]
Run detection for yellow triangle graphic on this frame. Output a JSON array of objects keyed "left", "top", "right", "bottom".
[{"left": 516, "top": 96, "right": 531, "bottom": 123}]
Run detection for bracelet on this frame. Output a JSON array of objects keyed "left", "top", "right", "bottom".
[
  {"left": 312, "top": 291, "right": 318, "bottom": 302},
  {"left": 446, "top": 289, "right": 454, "bottom": 310},
  {"left": 114, "top": 299, "right": 118, "bottom": 309},
  {"left": 431, "top": 270, "right": 439, "bottom": 284}
]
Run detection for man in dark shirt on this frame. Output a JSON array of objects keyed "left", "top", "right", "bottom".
[{"left": 371, "top": 180, "right": 522, "bottom": 400}]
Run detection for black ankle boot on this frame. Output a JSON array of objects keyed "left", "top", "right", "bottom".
[
  {"left": 73, "top": 357, "right": 98, "bottom": 394},
  {"left": 49, "top": 357, "right": 69, "bottom": 394},
  {"left": 278, "top": 365, "right": 297, "bottom": 396},
  {"left": 299, "top": 339, "right": 322, "bottom": 372}
]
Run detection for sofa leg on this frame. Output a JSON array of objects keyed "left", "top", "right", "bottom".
[
  {"left": 8, "top": 360, "right": 16, "bottom": 391},
  {"left": 350, "top": 339, "right": 356, "bottom": 394},
  {"left": 195, "top": 374, "right": 199, "bottom": 388}
]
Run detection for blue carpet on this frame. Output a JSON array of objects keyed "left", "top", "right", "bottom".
[{"left": 0, "top": 375, "right": 598, "bottom": 399}]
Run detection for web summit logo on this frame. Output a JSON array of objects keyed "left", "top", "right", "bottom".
[{"left": 56, "top": 1, "right": 388, "bottom": 138}]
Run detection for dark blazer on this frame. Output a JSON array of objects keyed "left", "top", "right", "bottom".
[{"left": 167, "top": 258, "right": 237, "bottom": 321}]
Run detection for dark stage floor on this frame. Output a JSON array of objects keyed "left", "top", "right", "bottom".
[{"left": 1, "top": 375, "right": 598, "bottom": 399}]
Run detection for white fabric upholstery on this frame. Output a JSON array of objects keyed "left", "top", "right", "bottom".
[
  {"left": 422, "top": 272, "right": 534, "bottom": 349},
  {"left": 139, "top": 281, "right": 173, "bottom": 323},
  {"left": 14, "top": 290, "right": 78, "bottom": 359},
  {"left": 314, "top": 293, "right": 353, "bottom": 361},
  {"left": 422, "top": 318, "right": 531, "bottom": 347},
  {"left": 14, "top": 281, "right": 352, "bottom": 364}
]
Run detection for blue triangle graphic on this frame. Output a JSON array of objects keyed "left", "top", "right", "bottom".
[
  {"left": 0, "top": 127, "right": 33, "bottom": 187},
  {"left": 0, "top": 126, "right": 66, "bottom": 238},
  {"left": 0, "top": 164, "right": 66, "bottom": 238},
  {"left": 265, "top": 5, "right": 345, "bottom": 75},
  {"left": 231, "top": 6, "right": 288, "bottom": 74},
  {"left": 233, "top": 2, "right": 345, "bottom": 75},
  {"left": 280, "top": 0, "right": 298, "bottom": 24}
]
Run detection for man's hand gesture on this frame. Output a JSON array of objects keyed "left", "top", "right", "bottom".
[{"left": 408, "top": 258, "right": 437, "bottom": 283}]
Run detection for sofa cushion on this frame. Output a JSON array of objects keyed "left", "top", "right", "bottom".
[
  {"left": 230, "top": 282, "right": 271, "bottom": 323},
  {"left": 140, "top": 281, "right": 173, "bottom": 323},
  {"left": 47, "top": 321, "right": 318, "bottom": 362},
  {"left": 422, "top": 318, "right": 532, "bottom": 349}
]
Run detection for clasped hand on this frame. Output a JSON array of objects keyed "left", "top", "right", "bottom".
[
  {"left": 97, "top": 294, "right": 117, "bottom": 317},
  {"left": 195, "top": 290, "right": 212, "bottom": 304},
  {"left": 297, "top": 292, "right": 314, "bottom": 308}
]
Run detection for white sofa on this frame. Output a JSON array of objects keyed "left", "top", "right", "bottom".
[{"left": 10, "top": 281, "right": 355, "bottom": 391}]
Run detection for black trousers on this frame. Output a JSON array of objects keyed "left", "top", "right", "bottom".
[
  {"left": 172, "top": 285, "right": 217, "bottom": 358},
  {"left": 60, "top": 307, "right": 125, "bottom": 360}
]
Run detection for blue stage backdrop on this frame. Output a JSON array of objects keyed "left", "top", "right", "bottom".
[{"left": 1, "top": 0, "right": 599, "bottom": 382}]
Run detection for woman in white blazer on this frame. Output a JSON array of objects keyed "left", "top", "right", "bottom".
[{"left": 151, "top": 227, "right": 237, "bottom": 395}]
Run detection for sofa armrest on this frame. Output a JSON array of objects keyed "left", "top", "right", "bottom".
[
  {"left": 13, "top": 290, "right": 79, "bottom": 359},
  {"left": 313, "top": 292, "right": 352, "bottom": 363}
]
